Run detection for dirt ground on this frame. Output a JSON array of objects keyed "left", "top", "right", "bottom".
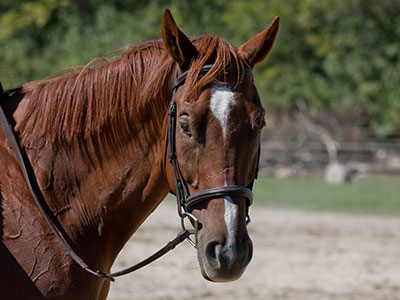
[{"left": 107, "top": 201, "right": 400, "bottom": 300}]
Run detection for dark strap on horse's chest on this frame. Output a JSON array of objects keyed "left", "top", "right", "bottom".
[
  {"left": 0, "top": 83, "right": 95, "bottom": 272},
  {"left": 0, "top": 83, "right": 190, "bottom": 282}
]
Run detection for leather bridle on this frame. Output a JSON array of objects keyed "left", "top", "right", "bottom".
[
  {"left": 0, "top": 63, "right": 259, "bottom": 281},
  {"left": 164, "top": 64, "right": 259, "bottom": 246}
]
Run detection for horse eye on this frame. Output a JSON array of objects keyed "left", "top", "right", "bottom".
[
  {"left": 257, "top": 118, "right": 266, "bottom": 129},
  {"left": 252, "top": 117, "right": 266, "bottom": 131},
  {"left": 178, "top": 117, "right": 193, "bottom": 137}
]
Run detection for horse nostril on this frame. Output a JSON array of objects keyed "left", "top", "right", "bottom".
[
  {"left": 205, "top": 241, "right": 222, "bottom": 269},
  {"left": 202, "top": 237, "right": 253, "bottom": 281}
]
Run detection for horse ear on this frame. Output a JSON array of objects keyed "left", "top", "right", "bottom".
[
  {"left": 162, "top": 9, "right": 197, "bottom": 71},
  {"left": 238, "top": 16, "right": 280, "bottom": 68}
]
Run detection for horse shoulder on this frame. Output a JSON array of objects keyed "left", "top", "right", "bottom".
[{"left": 0, "top": 132, "right": 107, "bottom": 299}]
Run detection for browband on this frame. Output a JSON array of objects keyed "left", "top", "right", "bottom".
[{"left": 172, "top": 64, "right": 254, "bottom": 91}]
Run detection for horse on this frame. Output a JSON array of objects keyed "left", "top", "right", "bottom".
[{"left": 0, "top": 9, "right": 279, "bottom": 300}]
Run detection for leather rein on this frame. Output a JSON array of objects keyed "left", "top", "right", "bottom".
[{"left": 0, "top": 63, "right": 259, "bottom": 282}]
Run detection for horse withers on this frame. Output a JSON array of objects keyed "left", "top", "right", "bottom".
[{"left": 0, "top": 9, "right": 279, "bottom": 299}]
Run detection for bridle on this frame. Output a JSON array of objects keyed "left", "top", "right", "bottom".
[
  {"left": 164, "top": 64, "right": 259, "bottom": 245},
  {"left": 0, "top": 63, "right": 259, "bottom": 281}
]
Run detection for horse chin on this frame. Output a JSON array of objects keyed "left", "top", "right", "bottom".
[{"left": 198, "top": 261, "right": 246, "bottom": 283}]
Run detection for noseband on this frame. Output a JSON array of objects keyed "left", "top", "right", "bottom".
[{"left": 164, "top": 64, "right": 259, "bottom": 242}]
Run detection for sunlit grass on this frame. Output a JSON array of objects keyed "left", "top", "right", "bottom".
[{"left": 253, "top": 176, "right": 400, "bottom": 216}]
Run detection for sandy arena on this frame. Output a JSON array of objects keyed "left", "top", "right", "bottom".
[{"left": 108, "top": 201, "right": 400, "bottom": 300}]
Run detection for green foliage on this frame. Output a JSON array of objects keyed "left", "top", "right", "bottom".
[{"left": 0, "top": 0, "right": 399, "bottom": 135}]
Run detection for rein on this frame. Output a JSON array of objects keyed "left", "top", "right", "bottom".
[
  {"left": 0, "top": 84, "right": 191, "bottom": 281},
  {"left": 0, "top": 62, "right": 259, "bottom": 282}
]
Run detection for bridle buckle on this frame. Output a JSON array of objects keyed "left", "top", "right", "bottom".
[{"left": 180, "top": 212, "right": 199, "bottom": 248}]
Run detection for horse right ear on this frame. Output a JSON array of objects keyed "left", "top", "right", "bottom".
[
  {"left": 162, "top": 9, "right": 197, "bottom": 71},
  {"left": 238, "top": 16, "right": 280, "bottom": 68}
]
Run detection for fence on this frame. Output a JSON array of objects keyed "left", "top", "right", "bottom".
[{"left": 259, "top": 138, "right": 400, "bottom": 177}]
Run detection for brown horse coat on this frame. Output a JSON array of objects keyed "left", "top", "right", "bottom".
[{"left": 0, "top": 10, "right": 279, "bottom": 299}]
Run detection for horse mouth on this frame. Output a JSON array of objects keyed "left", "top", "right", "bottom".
[{"left": 196, "top": 230, "right": 253, "bottom": 282}]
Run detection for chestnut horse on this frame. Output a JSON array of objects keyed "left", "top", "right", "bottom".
[{"left": 0, "top": 9, "right": 279, "bottom": 300}]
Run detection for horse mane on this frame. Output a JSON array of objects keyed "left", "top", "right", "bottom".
[{"left": 15, "top": 35, "right": 246, "bottom": 162}]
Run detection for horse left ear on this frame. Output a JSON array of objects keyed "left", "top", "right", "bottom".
[
  {"left": 238, "top": 16, "right": 280, "bottom": 68},
  {"left": 162, "top": 9, "right": 197, "bottom": 71}
]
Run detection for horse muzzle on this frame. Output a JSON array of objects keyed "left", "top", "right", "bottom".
[
  {"left": 197, "top": 220, "right": 253, "bottom": 282},
  {"left": 188, "top": 190, "right": 253, "bottom": 282}
]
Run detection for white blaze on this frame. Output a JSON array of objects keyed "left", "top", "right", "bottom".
[
  {"left": 209, "top": 85, "right": 236, "bottom": 139},
  {"left": 224, "top": 196, "right": 237, "bottom": 262},
  {"left": 210, "top": 85, "right": 238, "bottom": 261}
]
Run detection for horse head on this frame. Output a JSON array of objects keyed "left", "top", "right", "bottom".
[{"left": 162, "top": 9, "right": 279, "bottom": 282}]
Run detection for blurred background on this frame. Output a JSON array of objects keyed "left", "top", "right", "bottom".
[{"left": 1, "top": 1, "right": 399, "bottom": 298}]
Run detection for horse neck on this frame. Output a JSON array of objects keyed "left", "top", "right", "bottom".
[
  {"left": 19, "top": 64, "right": 173, "bottom": 270},
  {"left": 69, "top": 130, "right": 170, "bottom": 266}
]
